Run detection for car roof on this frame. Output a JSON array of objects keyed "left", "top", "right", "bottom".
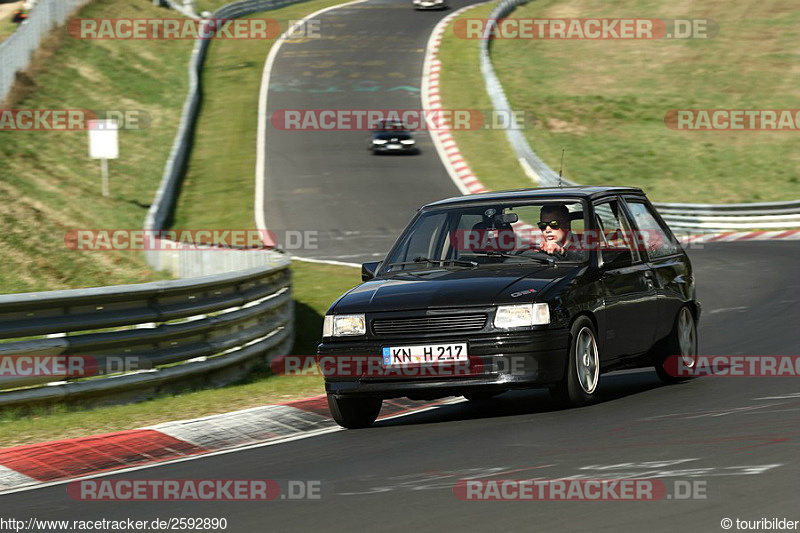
[
  {"left": 372, "top": 126, "right": 410, "bottom": 133},
  {"left": 424, "top": 186, "right": 645, "bottom": 207},
  {"left": 373, "top": 119, "right": 406, "bottom": 127}
]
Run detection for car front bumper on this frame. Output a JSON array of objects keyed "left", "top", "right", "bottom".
[
  {"left": 318, "top": 328, "right": 569, "bottom": 399},
  {"left": 372, "top": 143, "right": 418, "bottom": 153}
]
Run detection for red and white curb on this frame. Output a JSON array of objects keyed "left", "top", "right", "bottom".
[
  {"left": 0, "top": 395, "right": 461, "bottom": 493},
  {"left": 422, "top": 3, "right": 491, "bottom": 196}
]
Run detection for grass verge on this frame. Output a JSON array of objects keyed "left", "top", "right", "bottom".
[
  {"left": 439, "top": 0, "right": 800, "bottom": 203},
  {"left": 0, "top": 0, "right": 191, "bottom": 293}
]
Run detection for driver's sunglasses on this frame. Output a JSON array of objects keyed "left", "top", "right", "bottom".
[{"left": 538, "top": 220, "right": 561, "bottom": 230}]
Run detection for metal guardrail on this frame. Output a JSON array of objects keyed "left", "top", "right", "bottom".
[
  {"left": 0, "top": 0, "right": 89, "bottom": 104},
  {"left": 479, "top": 0, "right": 800, "bottom": 231},
  {"left": 0, "top": 264, "right": 292, "bottom": 408},
  {"left": 145, "top": 240, "right": 290, "bottom": 278}
]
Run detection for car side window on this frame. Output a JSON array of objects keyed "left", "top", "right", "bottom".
[
  {"left": 624, "top": 201, "right": 680, "bottom": 259},
  {"left": 594, "top": 200, "right": 641, "bottom": 264}
]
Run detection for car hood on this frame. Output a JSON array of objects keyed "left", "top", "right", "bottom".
[{"left": 332, "top": 265, "right": 574, "bottom": 314}]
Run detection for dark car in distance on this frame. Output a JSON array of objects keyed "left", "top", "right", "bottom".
[
  {"left": 368, "top": 119, "right": 418, "bottom": 154},
  {"left": 318, "top": 187, "right": 700, "bottom": 428},
  {"left": 412, "top": 0, "right": 448, "bottom": 10}
]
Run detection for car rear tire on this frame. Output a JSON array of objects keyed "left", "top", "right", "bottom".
[
  {"left": 550, "top": 316, "right": 600, "bottom": 408},
  {"left": 327, "top": 394, "right": 382, "bottom": 429},
  {"left": 653, "top": 306, "right": 697, "bottom": 384}
]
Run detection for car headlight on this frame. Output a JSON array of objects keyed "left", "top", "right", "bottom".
[
  {"left": 323, "top": 314, "right": 366, "bottom": 337},
  {"left": 372, "top": 139, "right": 388, "bottom": 145},
  {"left": 400, "top": 139, "right": 415, "bottom": 145},
  {"left": 494, "top": 303, "right": 550, "bottom": 329}
]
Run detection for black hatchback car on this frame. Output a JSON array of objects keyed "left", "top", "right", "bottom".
[
  {"left": 318, "top": 187, "right": 700, "bottom": 428},
  {"left": 368, "top": 120, "right": 418, "bottom": 154}
]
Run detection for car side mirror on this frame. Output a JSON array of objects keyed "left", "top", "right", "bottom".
[
  {"left": 362, "top": 261, "right": 381, "bottom": 281},
  {"left": 601, "top": 249, "right": 632, "bottom": 269}
]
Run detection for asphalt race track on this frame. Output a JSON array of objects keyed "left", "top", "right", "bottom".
[
  {"left": 3, "top": 248, "right": 799, "bottom": 530},
  {"left": 261, "top": 0, "right": 473, "bottom": 263}
]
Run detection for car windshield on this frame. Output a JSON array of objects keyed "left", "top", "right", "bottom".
[
  {"left": 373, "top": 120, "right": 408, "bottom": 131},
  {"left": 374, "top": 131, "right": 412, "bottom": 140},
  {"left": 383, "top": 199, "right": 589, "bottom": 273}
]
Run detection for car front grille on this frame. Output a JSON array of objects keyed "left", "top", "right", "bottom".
[{"left": 372, "top": 314, "right": 487, "bottom": 336}]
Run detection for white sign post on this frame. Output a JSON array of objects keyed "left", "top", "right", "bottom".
[{"left": 88, "top": 119, "right": 119, "bottom": 198}]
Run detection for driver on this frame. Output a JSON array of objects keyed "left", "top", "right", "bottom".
[{"left": 537, "top": 204, "right": 580, "bottom": 260}]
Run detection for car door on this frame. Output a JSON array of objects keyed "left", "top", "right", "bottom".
[
  {"left": 594, "top": 198, "right": 658, "bottom": 359},
  {"left": 622, "top": 197, "right": 692, "bottom": 345}
]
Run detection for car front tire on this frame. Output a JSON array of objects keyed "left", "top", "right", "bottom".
[
  {"left": 653, "top": 306, "right": 698, "bottom": 383},
  {"left": 327, "top": 394, "right": 382, "bottom": 429},
  {"left": 550, "top": 316, "right": 600, "bottom": 408}
]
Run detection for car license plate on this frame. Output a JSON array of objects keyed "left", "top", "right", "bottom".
[
  {"left": 387, "top": 144, "right": 402, "bottom": 149},
  {"left": 383, "top": 343, "right": 467, "bottom": 366}
]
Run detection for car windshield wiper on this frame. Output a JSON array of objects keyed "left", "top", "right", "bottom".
[
  {"left": 469, "top": 250, "right": 554, "bottom": 266},
  {"left": 387, "top": 257, "right": 478, "bottom": 269}
]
